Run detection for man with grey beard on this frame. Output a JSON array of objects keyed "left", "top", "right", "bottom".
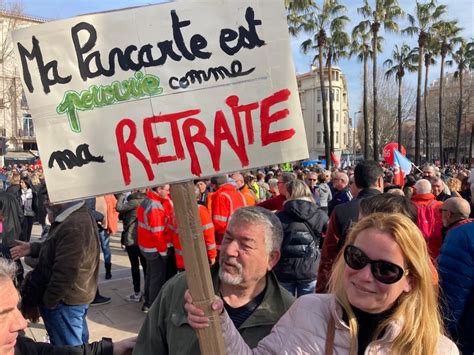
[{"left": 133, "top": 206, "right": 294, "bottom": 355}]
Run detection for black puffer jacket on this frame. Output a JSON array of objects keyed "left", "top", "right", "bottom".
[
  {"left": 274, "top": 199, "right": 328, "bottom": 282},
  {"left": 116, "top": 191, "right": 146, "bottom": 246}
]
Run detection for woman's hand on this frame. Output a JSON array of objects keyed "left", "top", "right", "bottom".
[
  {"left": 10, "top": 240, "right": 31, "bottom": 260},
  {"left": 184, "top": 289, "right": 224, "bottom": 329}
]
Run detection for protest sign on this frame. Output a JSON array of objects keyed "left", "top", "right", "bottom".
[{"left": 13, "top": 0, "right": 308, "bottom": 203}]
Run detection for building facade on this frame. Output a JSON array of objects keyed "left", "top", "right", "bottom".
[
  {"left": 297, "top": 66, "right": 351, "bottom": 161},
  {"left": 0, "top": 10, "right": 45, "bottom": 164}
]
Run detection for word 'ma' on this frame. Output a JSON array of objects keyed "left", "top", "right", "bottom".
[
  {"left": 49, "top": 143, "right": 105, "bottom": 170},
  {"left": 17, "top": 6, "right": 264, "bottom": 94},
  {"left": 115, "top": 89, "right": 295, "bottom": 185}
]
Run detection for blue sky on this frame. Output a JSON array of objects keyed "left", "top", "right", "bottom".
[{"left": 17, "top": 0, "right": 474, "bottom": 122}]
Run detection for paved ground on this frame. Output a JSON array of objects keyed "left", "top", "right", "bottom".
[{"left": 24, "top": 223, "right": 146, "bottom": 342}]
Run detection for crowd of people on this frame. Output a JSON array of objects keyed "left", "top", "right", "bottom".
[{"left": 0, "top": 159, "right": 472, "bottom": 354}]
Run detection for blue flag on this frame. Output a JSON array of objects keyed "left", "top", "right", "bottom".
[{"left": 394, "top": 149, "right": 412, "bottom": 175}]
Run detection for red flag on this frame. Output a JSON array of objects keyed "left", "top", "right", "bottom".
[{"left": 330, "top": 152, "right": 340, "bottom": 168}]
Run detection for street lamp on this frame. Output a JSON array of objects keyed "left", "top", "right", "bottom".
[{"left": 353, "top": 111, "right": 361, "bottom": 160}]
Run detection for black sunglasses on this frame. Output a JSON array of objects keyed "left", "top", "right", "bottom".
[{"left": 344, "top": 245, "right": 408, "bottom": 284}]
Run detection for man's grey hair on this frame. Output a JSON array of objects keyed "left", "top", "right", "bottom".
[
  {"left": 280, "top": 172, "right": 296, "bottom": 184},
  {"left": 0, "top": 258, "right": 17, "bottom": 281},
  {"left": 414, "top": 179, "right": 432, "bottom": 194},
  {"left": 228, "top": 206, "right": 283, "bottom": 253}
]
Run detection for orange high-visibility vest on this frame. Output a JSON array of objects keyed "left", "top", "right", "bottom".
[
  {"left": 173, "top": 204, "right": 217, "bottom": 269},
  {"left": 212, "top": 183, "right": 246, "bottom": 246},
  {"left": 137, "top": 190, "right": 174, "bottom": 257}
]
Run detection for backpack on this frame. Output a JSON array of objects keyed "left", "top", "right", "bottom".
[{"left": 416, "top": 200, "right": 438, "bottom": 239}]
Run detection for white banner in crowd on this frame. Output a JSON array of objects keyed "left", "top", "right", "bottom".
[{"left": 13, "top": 0, "right": 308, "bottom": 203}]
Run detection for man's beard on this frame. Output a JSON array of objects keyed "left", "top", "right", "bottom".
[{"left": 218, "top": 256, "right": 243, "bottom": 285}]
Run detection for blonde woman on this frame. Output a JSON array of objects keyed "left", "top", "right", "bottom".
[{"left": 185, "top": 213, "right": 458, "bottom": 354}]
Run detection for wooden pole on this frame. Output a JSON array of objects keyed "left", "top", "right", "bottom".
[{"left": 170, "top": 181, "right": 226, "bottom": 355}]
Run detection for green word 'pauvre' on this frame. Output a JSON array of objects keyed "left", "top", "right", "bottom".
[{"left": 56, "top": 71, "right": 164, "bottom": 133}]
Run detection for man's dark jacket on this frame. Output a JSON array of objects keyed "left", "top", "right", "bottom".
[
  {"left": 15, "top": 336, "right": 112, "bottom": 355},
  {"left": 28, "top": 203, "right": 100, "bottom": 308},
  {"left": 316, "top": 188, "right": 381, "bottom": 293},
  {"left": 0, "top": 191, "right": 23, "bottom": 247},
  {"left": 134, "top": 264, "right": 294, "bottom": 354}
]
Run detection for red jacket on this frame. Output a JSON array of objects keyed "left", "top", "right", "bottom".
[
  {"left": 411, "top": 193, "right": 443, "bottom": 259},
  {"left": 257, "top": 194, "right": 286, "bottom": 212},
  {"left": 212, "top": 183, "right": 246, "bottom": 246},
  {"left": 137, "top": 190, "right": 175, "bottom": 257},
  {"left": 173, "top": 204, "right": 217, "bottom": 269}
]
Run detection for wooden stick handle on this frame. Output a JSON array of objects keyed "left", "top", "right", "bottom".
[{"left": 171, "top": 182, "right": 226, "bottom": 355}]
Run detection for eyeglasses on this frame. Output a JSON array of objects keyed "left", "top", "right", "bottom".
[
  {"left": 308, "top": 178, "right": 317, "bottom": 182},
  {"left": 344, "top": 245, "right": 408, "bottom": 284}
]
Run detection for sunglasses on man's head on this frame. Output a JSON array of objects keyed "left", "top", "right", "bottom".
[{"left": 344, "top": 245, "right": 408, "bottom": 284}]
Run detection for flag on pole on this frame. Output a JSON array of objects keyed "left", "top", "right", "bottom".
[
  {"left": 330, "top": 152, "right": 340, "bottom": 168},
  {"left": 393, "top": 149, "right": 412, "bottom": 186}
]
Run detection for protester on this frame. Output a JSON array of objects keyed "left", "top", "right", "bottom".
[
  {"left": 11, "top": 197, "right": 100, "bottom": 346},
  {"left": 134, "top": 206, "right": 294, "bottom": 354},
  {"left": 305, "top": 171, "right": 320, "bottom": 206},
  {"left": 327, "top": 172, "right": 351, "bottom": 216},
  {"left": 257, "top": 172, "right": 295, "bottom": 212},
  {"left": 316, "top": 172, "right": 332, "bottom": 214},
  {"left": 116, "top": 190, "right": 147, "bottom": 303},
  {"left": 432, "top": 176, "right": 451, "bottom": 202},
  {"left": 211, "top": 175, "right": 247, "bottom": 247},
  {"left": 274, "top": 180, "right": 328, "bottom": 297},
  {"left": 317, "top": 161, "right": 383, "bottom": 292},
  {"left": 186, "top": 213, "right": 458, "bottom": 354},
  {"left": 440, "top": 197, "right": 472, "bottom": 239},
  {"left": 0, "top": 258, "right": 136, "bottom": 355},
  {"left": 19, "top": 176, "right": 37, "bottom": 242},
  {"left": 137, "top": 185, "right": 176, "bottom": 313},
  {"left": 411, "top": 179, "right": 443, "bottom": 259},
  {"left": 96, "top": 195, "right": 119, "bottom": 280},
  {"left": 422, "top": 164, "right": 438, "bottom": 180},
  {"left": 438, "top": 221, "right": 474, "bottom": 354}
]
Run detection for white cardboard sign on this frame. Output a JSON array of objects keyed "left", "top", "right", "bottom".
[{"left": 13, "top": 0, "right": 308, "bottom": 203}]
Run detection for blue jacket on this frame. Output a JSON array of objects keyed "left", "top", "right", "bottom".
[{"left": 438, "top": 221, "right": 474, "bottom": 342}]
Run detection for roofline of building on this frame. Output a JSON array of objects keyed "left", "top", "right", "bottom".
[{"left": 0, "top": 9, "right": 47, "bottom": 24}]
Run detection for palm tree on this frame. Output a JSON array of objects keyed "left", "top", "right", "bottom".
[
  {"left": 422, "top": 37, "right": 439, "bottom": 161},
  {"left": 433, "top": 20, "right": 462, "bottom": 166},
  {"left": 402, "top": 0, "right": 446, "bottom": 165},
  {"left": 300, "top": 0, "right": 348, "bottom": 168},
  {"left": 384, "top": 44, "right": 418, "bottom": 152},
  {"left": 351, "top": 24, "right": 381, "bottom": 160},
  {"left": 449, "top": 40, "right": 474, "bottom": 163},
  {"left": 285, "top": 0, "right": 314, "bottom": 36},
  {"left": 313, "top": 30, "right": 350, "bottom": 156},
  {"left": 358, "top": 0, "right": 404, "bottom": 161}
]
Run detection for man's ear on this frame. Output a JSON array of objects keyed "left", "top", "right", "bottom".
[
  {"left": 267, "top": 250, "right": 281, "bottom": 271},
  {"left": 378, "top": 176, "right": 384, "bottom": 190}
]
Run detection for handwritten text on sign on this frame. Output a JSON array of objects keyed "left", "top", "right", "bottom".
[{"left": 13, "top": 1, "right": 308, "bottom": 203}]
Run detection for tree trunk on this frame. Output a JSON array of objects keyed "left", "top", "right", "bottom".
[
  {"left": 438, "top": 54, "right": 445, "bottom": 166},
  {"left": 398, "top": 77, "right": 402, "bottom": 152},
  {"left": 372, "top": 31, "right": 379, "bottom": 161},
  {"left": 470, "top": 124, "right": 474, "bottom": 168},
  {"left": 423, "top": 58, "right": 430, "bottom": 162},
  {"left": 318, "top": 46, "right": 330, "bottom": 169},
  {"left": 454, "top": 70, "right": 464, "bottom": 163},
  {"left": 328, "top": 59, "right": 335, "bottom": 158},
  {"left": 363, "top": 54, "right": 369, "bottom": 160},
  {"left": 415, "top": 45, "right": 423, "bottom": 166}
]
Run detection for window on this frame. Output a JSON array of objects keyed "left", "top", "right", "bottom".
[
  {"left": 336, "top": 112, "right": 339, "bottom": 122},
  {"left": 331, "top": 89, "right": 334, "bottom": 101},
  {"left": 336, "top": 89, "right": 339, "bottom": 102},
  {"left": 317, "top": 113, "right": 321, "bottom": 122},
  {"left": 22, "top": 114, "right": 34, "bottom": 137},
  {"left": 335, "top": 131, "right": 339, "bottom": 144},
  {"left": 317, "top": 89, "right": 321, "bottom": 102},
  {"left": 317, "top": 131, "right": 321, "bottom": 145},
  {"left": 344, "top": 133, "right": 347, "bottom": 145}
]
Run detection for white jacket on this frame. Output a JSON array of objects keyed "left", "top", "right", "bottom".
[{"left": 221, "top": 293, "right": 458, "bottom": 354}]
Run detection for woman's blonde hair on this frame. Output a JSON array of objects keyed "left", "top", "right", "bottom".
[
  {"left": 286, "top": 179, "right": 315, "bottom": 203},
  {"left": 329, "top": 213, "right": 444, "bottom": 355},
  {"left": 446, "top": 177, "right": 461, "bottom": 192}
]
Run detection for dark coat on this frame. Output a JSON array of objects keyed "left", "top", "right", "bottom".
[
  {"left": 115, "top": 191, "right": 146, "bottom": 246},
  {"left": 15, "top": 335, "right": 113, "bottom": 354},
  {"left": 275, "top": 199, "right": 328, "bottom": 282},
  {"left": 0, "top": 191, "right": 23, "bottom": 247},
  {"left": 438, "top": 221, "right": 474, "bottom": 353},
  {"left": 28, "top": 203, "right": 100, "bottom": 308}
]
